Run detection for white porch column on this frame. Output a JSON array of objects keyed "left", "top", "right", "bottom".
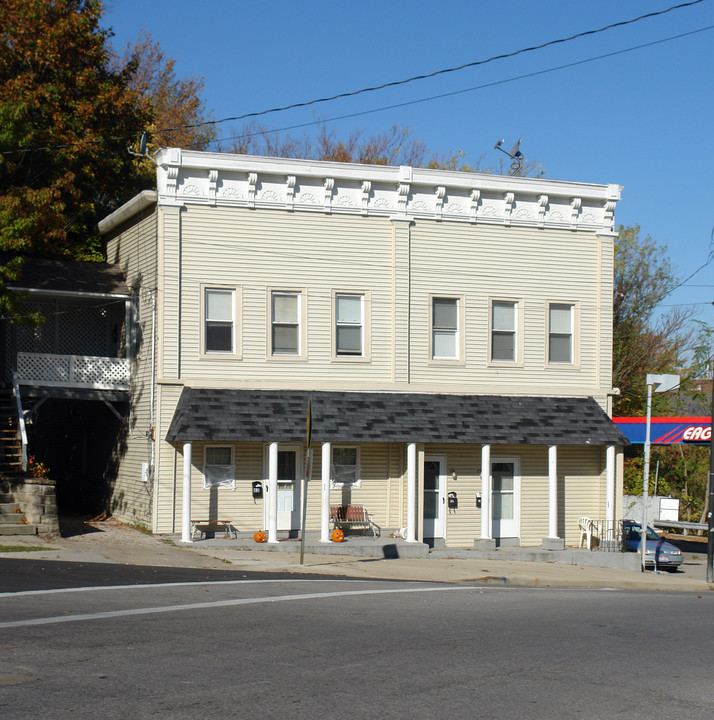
[
  {"left": 480, "top": 444, "right": 491, "bottom": 539},
  {"left": 180, "top": 442, "right": 193, "bottom": 543},
  {"left": 405, "top": 443, "right": 417, "bottom": 542},
  {"left": 606, "top": 445, "right": 616, "bottom": 540},
  {"left": 320, "top": 442, "right": 331, "bottom": 542},
  {"left": 268, "top": 442, "right": 279, "bottom": 544},
  {"left": 548, "top": 445, "right": 558, "bottom": 538}
]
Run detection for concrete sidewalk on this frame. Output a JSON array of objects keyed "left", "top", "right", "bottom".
[{"left": 1, "top": 519, "right": 712, "bottom": 592}]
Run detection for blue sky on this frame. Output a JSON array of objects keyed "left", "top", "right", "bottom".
[{"left": 103, "top": 0, "right": 714, "bottom": 326}]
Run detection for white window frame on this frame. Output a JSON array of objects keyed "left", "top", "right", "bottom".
[
  {"left": 430, "top": 295, "right": 464, "bottom": 363},
  {"left": 202, "top": 445, "right": 235, "bottom": 490},
  {"left": 201, "top": 286, "right": 240, "bottom": 357},
  {"left": 268, "top": 289, "right": 306, "bottom": 360},
  {"left": 488, "top": 298, "right": 523, "bottom": 366},
  {"left": 546, "top": 301, "right": 580, "bottom": 367},
  {"left": 330, "top": 446, "right": 361, "bottom": 488},
  {"left": 332, "top": 291, "right": 370, "bottom": 361}
]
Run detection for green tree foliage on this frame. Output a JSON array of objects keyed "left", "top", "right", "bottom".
[
  {"left": 0, "top": 0, "right": 153, "bottom": 316},
  {"left": 613, "top": 224, "right": 696, "bottom": 416}
]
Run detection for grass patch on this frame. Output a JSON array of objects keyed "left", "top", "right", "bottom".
[
  {"left": 159, "top": 537, "right": 175, "bottom": 546},
  {"left": 0, "top": 545, "right": 47, "bottom": 552},
  {"left": 130, "top": 523, "right": 152, "bottom": 535}
]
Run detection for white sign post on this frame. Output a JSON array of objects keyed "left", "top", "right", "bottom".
[{"left": 642, "top": 374, "right": 680, "bottom": 572}]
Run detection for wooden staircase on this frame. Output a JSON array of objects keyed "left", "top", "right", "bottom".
[{"left": 0, "top": 390, "right": 36, "bottom": 536}]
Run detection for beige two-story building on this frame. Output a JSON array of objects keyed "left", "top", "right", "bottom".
[{"left": 98, "top": 149, "right": 627, "bottom": 548}]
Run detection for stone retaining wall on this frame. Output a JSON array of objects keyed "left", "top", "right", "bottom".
[{"left": 2, "top": 478, "right": 59, "bottom": 535}]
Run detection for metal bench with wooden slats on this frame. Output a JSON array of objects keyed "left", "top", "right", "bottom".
[{"left": 330, "top": 505, "right": 381, "bottom": 538}]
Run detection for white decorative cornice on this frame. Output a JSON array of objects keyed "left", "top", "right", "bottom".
[{"left": 149, "top": 149, "right": 622, "bottom": 235}]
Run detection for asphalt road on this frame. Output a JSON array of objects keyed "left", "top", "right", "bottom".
[{"left": 1, "top": 565, "right": 713, "bottom": 719}]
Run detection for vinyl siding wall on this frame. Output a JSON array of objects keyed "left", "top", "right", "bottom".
[
  {"left": 166, "top": 204, "right": 611, "bottom": 399},
  {"left": 104, "top": 208, "right": 158, "bottom": 525}
]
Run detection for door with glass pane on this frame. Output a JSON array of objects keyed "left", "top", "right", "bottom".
[
  {"left": 423, "top": 455, "right": 446, "bottom": 538},
  {"left": 277, "top": 449, "right": 300, "bottom": 530},
  {"left": 491, "top": 459, "right": 520, "bottom": 538}
]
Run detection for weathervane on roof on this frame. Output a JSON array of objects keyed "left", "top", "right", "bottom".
[{"left": 494, "top": 136, "right": 524, "bottom": 176}]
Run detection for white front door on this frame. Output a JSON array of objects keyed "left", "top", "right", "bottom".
[
  {"left": 491, "top": 458, "right": 520, "bottom": 538},
  {"left": 423, "top": 455, "right": 446, "bottom": 538},
  {"left": 277, "top": 449, "right": 300, "bottom": 531}
]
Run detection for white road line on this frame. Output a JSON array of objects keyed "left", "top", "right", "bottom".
[
  {"left": 0, "top": 585, "right": 493, "bottom": 629},
  {"left": 0, "top": 577, "right": 372, "bottom": 598}
]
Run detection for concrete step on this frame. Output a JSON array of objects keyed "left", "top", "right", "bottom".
[
  {"left": 0, "top": 524, "right": 37, "bottom": 536},
  {"left": 0, "top": 513, "right": 26, "bottom": 524},
  {"left": 0, "top": 502, "right": 21, "bottom": 513}
]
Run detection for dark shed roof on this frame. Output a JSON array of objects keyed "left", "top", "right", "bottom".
[
  {"left": 166, "top": 389, "right": 628, "bottom": 446},
  {"left": 5, "top": 256, "right": 129, "bottom": 296}
]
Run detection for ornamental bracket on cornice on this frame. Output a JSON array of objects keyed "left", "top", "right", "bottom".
[
  {"left": 469, "top": 189, "right": 481, "bottom": 223},
  {"left": 504, "top": 192, "right": 515, "bottom": 226},
  {"left": 397, "top": 183, "right": 410, "bottom": 214},
  {"left": 435, "top": 186, "right": 446, "bottom": 219},
  {"left": 208, "top": 169, "right": 218, "bottom": 206},
  {"left": 603, "top": 199, "right": 616, "bottom": 231},
  {"left": 247, "top": 173, "right": 258, "bottom": 208},
  {"left": 537, "top": 195, "right": 548, "bottom": 228},
  {"left": 570, "top": 197, "right": 581, "bottom": 230},
  {"left": 361, "top": 180, "right": 371, "bottom": 215},
  {"left": 286, "top": 176, "right": 296, "bottom": 211},
  {"left": 166, "top": 165, "right": 179, "bottom": 199},
  {"left": 324, "top": 178, "right": 334, "bottom": 214}
]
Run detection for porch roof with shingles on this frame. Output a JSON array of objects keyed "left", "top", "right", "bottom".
[
  {"left": 166, "top": 388, "right": 628, "bottom": 446},
  {"left": 5, "top": 256, "right": 129, "bottom": 296}
]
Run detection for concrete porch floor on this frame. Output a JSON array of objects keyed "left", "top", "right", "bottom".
[{"left": 188, "top": 530, "right": 641, "bottom": 570}]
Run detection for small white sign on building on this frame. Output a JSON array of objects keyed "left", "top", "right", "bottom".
[{"left": 659, "top": 497, "right": 679, "bottom": 522}]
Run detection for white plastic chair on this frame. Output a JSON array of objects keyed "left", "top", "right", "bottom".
[{"left": 578, "top": 516, "right": 594, "bottom": 549}]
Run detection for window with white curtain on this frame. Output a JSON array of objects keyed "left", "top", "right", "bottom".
[
  {"left": 549, "top": 303, "right": 573, "bottom": 364},
  {"left": 432, "top": 297, "right": 458, "bottom": 359},
  {"left": 204, "top": 288, "right": 234, "bottom": 353},
  {"left": 335, "top": 294, "right": 363, "bottom": 356},
  {"left": 491, "top": 300, "right": 517, "bottom": 362},
  {"left": 271, "top": 291, "right": 300, "bottom": 355}
]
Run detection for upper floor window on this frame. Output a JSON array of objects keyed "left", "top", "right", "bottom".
[
  {"left": 432, "top": 297, "right": 459, "bottom": 359},
  {"left": 271, "top": 291, "right": 301, "bottom": 355},
  {"left": 335, "top": 293, "right": 363, "bottom": 356},
  {"left": 548, "top": 303, "right": 574, "bottom": 364},
  {"left": 491, "top": 300, "right": 517, "bottom": 362},
  {"left": 203, "top": 446, "right": 235, "bottom": 489},
  {"left": 204, "top": 288, "right": 234, "bottom": 353}
]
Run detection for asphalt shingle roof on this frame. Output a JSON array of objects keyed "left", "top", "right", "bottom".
[
  {"left": 5, "top": 255, "right": 129, "bottom": 295},
  {"left": 166, "top": 389, "right": 629, "bottom": 446}
]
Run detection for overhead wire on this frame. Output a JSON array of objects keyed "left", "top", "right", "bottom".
[
  {"left": 207, "top": 24, "right": 714, "bottom": 150},
  {"left": 1, "top": 0, "right": 707, "bottom": 156}
]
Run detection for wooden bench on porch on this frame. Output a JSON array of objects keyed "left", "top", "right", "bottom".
[
  {"left": 190, "top": 519, "right": 237, "bottom": 540},
  {"left": 330, "top": 505, "right": 381, "bottom": 538}
]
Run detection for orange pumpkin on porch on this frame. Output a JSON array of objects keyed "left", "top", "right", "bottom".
[
  {"left": 253, "top": 531, "right": 267, "bottom": 543},
  {"left": 331, "top": 528, "right": 345, "bottom": 543}
]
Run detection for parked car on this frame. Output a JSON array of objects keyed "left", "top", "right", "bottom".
[{"left": 622, "top": 520, "right": 683, "bottom": 571}]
